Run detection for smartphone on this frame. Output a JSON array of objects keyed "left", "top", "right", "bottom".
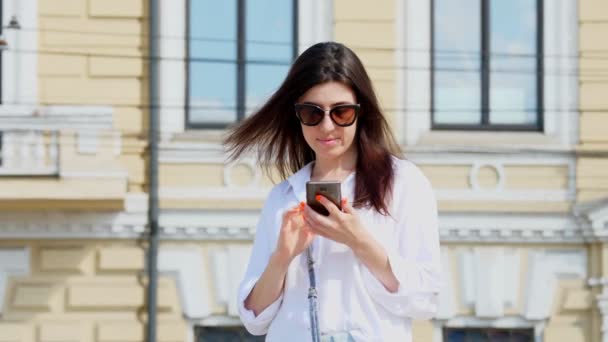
[{"left": 306, "top": 181, "right": 342, "bottom": 216}]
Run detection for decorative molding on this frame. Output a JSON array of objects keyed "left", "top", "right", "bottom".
[
  {"left": 159, "top": 142, "right": 225, "bottom": 163},
  {"left": 437, "top": 248, "right": 457, "bottom": 320},
  {"left": 223, "top": 160, "right": 261, "bottom": 189},
  {"left": 469, "top": 163, "right": 504, "bottom": 191},
  {"left": 158, "top": 245, "right": 254, "bottom": 321},
  {"left": 0, "top": 105, "right": 114, "bottom": 130},
  {"left": 0, "top": 210, "right": 593, "bottom": 243},
  {"left": 524, "top": 249, "right": 587, "bottom": 320},
  {"left": 209, "top": 245, "right": 252, "bottom": 317},
  {"left": 59, "top": 171, "right": 130, "bottom": 179},
  {"left": 439, "top": 213, "right": 585, "bottom": 244},
  {"left": 457, "top": 248, "right": 519, "bottom": 318},
  {"left": 0, "top": 212, "right": 147, "bottom": 239},
  {"left": 159, "top": 210, "right": 258, "bottom": 240},
  {"left": 77, "top": 131, "right": 99, "bottom": 154},
  {"left": 588, "top": 276, "right": 608, "bottom": 342},
  {"left": 0, "top": 248, "right": 30, "bottom": 315},
  {"left": 574, "top": 198, "right": 608, "bottom": 241},
  {"left": 408, "top": 151, "right": 576, "bottom": 203},
  {"left": 0, "top": 130, "right": 59, "bottom": 175},
  {"left": 157, "top": 248, "right": 211, "bottom": 319}
]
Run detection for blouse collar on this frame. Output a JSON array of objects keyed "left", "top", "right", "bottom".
[{"left": 285, "top": 161, "right": 314, "bottom": 202}]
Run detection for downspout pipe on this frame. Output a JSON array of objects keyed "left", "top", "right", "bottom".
[{"left": 146, "top": 0, "right": 160, "bottom": 340}]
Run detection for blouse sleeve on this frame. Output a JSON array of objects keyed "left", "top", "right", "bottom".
[
  {"left": 360, "top": 162, "right": 441, "bottom": 319},
  {"left": 237, "top": 186, "right": 284, "bottom": 335}
]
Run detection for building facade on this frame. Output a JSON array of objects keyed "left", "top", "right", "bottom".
[{"left": 0, "top": 0, "right": 606, "bottom": 341}]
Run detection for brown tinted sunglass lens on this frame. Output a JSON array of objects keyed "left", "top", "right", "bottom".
[
  {"left": 297, "top": 105, "right": 323, "bottom": 125},
  {"left": 331, "top": 106, "right": 357, "bottom": 125}
]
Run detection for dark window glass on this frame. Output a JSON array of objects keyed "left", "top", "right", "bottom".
[
  {"left": 195, "top": 326, "right": 265, "bottom": 342},
  {"left": 444, "top": 327, "right": 534, "bottom": 342}
]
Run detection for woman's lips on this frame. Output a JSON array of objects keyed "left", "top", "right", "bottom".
[{"left": 317, "top": 138, "right": 339, "bottom": 146}]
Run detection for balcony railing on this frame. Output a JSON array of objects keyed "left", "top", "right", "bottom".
[{"left": 0, "top": 130, "right": 59, "bottom": 176}]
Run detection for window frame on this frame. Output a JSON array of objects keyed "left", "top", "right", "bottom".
[
  {"left": 430, "top": 0, "right": 544, "bottom": 131},
  {"left": 157, "top": 0, "right": 333, "bottom": 138},
  {"left": 0, "top": 0, "right": 37, "bottom": 113},
  {"left": 398, "top": 0, "right": 578, "bottom": 147},
  {"left": 184, "top": 0, "right": 299, "bottom": 130},
  {"left": 1, "top": 0, "right": 3, "bottom": 104}
]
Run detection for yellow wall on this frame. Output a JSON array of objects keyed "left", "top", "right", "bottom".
[
  {"left": 578, "top": 0, "right": 608, "bottom": 202},
  {"left": 0, "top": 240, "right": 185, "bottom": 342},
  {"left": 34, "top": 0, "right": 148, "bottom": 200}
]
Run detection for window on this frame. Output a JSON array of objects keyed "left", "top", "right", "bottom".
[
  {"left": 195, "top": 326, "right": 264, "bottom": 342},
  {"left": 431, "top": 0, "right": 543, "bottom": 131},
  {"left": 444, "top": 327, "right": 534, "bottom": 342},
  {"left": 186, "top": 0, "right": 298, "bottom": 128},
  {"left": 1, "top": 0, "right": 4, "bottom": 103}
]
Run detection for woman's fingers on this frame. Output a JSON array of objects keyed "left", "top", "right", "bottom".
[
  {"left": 315, "top": 195, "right": 342, "bottom": 216},
  {"left": 341, "top": 198, "right": 353, "bottom": 214}
]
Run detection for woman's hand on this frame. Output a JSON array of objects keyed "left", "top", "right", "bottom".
[
  {"left": 302, "top": 196, "right": 369, "bottom": 249},
  {"left": 275, "top": 203, "right": 316, "bottom": 262},
  {"left": 303, "top": 196, "right": 400, "bottom": 292}
]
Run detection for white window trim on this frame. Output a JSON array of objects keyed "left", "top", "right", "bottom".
[
  {"left": 157, "top": 0, "right": 333, "bottom": 140},
  {"left": 0, "top": 0, "right": 37, "bottom": 112},
  {"left": 397, "top": 0, "right": 578, "bottom": 148}
]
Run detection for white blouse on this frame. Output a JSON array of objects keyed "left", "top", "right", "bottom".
[{"left": 237, "top": 157, "right": 441, "bottom": 341}]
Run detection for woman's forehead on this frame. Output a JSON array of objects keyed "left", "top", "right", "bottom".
[{"left": 298, "top": 81, "right": 356, "bottom": 105}]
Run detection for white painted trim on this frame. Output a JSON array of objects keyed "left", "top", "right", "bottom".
[
  {"left": 157, "top": 0, "right": 333, "bottom": 137},
  {"left": 574, "top": 199, "right": 608, "bottom": 241},
  {"left": 469, "top": 162, "right": 505, "bottom": 191},
  {"left": 159, "top": 141, "right": 226, "bottom": 163},
  {"left": 436, "top": 189, "right": 571, "bottom": 202},
  {"left": 437, "top": 248, "right": 457, "bottom": 319},
  {"left": 456, "top": 248, "right": 519, "bottom": 318},
  {"left": 0, "top": 247, "right": 30, "bottom": 315},
  {"left": 158, "top": 0, "right": 186, "bottom": 137},
  {"left": 298, "top": 0, "right": 333, "bottom": 52},
  {"left": 399, "top": 0, "right": 579, "bottom": 148},
  {"left": 0, "top": 105, "right": 114, "bottom": 130},
  {"left": 59, "top": 171, "right": 130, "bottom": 179},
  {"left": 77, "top": 131, "right": 99, "bottom": 154},
  {"left": 124, "top": 192, "right": 148, "bottom": 213},
  {"left": 157, "top": 248, "right": 212, "bottom": 319},
  {"left": 1, "top": 0, "right": 37, "bottom": 107},
  {"left": 524, "top": 249, "right": 587, "bottom": 320},
  {"left": 0, "top": 211, "right": 147, "bottom": 239},
  {"left": 0, "top": 209, "right": 589, "bottom": 243},
  {"left": 440, "top": 212, "right": 585, "bottom": 243},
  {"left": 409, "top": 150, "right": 576, "bottom": 202},
  {"left": 223, "top": 160, "right": 261, "bottom": 188}
]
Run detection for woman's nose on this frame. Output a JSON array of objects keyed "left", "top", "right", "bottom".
[{"left": 318, "top": 112, "right": 335, "bottom": 130}]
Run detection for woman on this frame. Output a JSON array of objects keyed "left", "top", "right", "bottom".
[{"left": 225, "top": 42, "right": 440, "bottom": 341}]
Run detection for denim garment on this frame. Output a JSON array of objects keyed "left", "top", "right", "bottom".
[{"left": 320, "top": 332, "right": 356, "bottom": 342}]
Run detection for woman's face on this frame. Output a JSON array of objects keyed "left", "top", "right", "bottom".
[{"left": 297, "top": 81, "right": 358, "bottom": 163}]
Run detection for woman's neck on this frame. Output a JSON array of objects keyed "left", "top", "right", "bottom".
[{"left": 311, "top": 150, "right": 357, "bottom": 182}]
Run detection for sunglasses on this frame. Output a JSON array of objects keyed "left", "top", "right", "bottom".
[{"left": 294, "top": 103, "right": 360, "bottom": 127}]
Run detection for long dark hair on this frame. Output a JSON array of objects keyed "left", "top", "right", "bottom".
[{"left": 224, "top": 42, "right": 402, "bottom": 215}]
